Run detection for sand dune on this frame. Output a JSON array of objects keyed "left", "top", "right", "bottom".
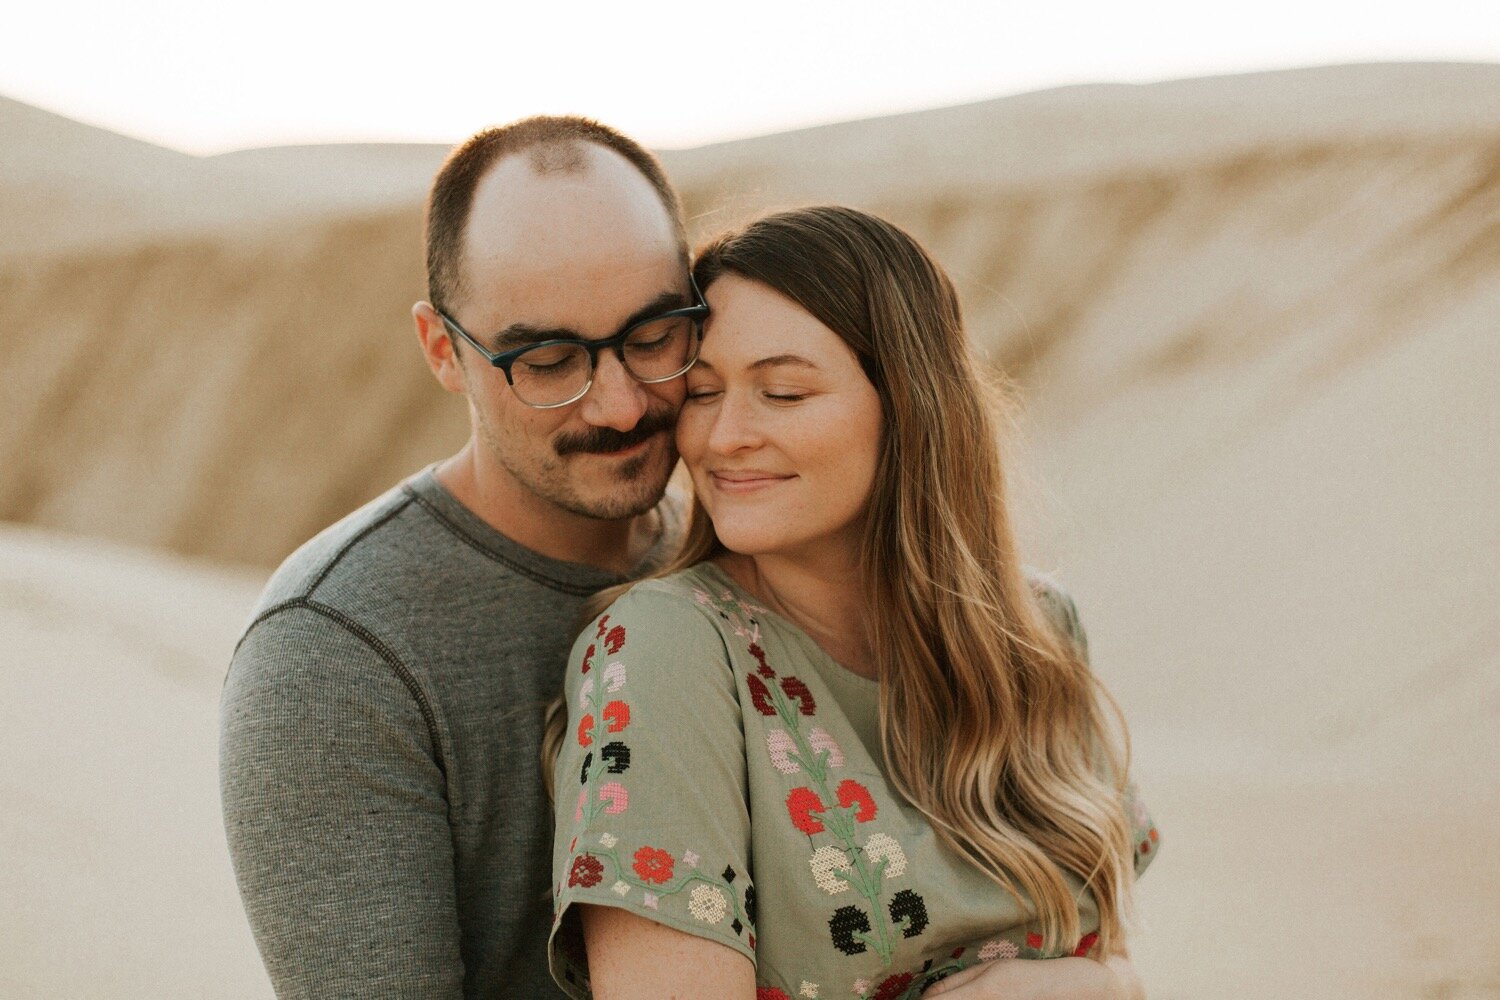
[{"left": 2, "top": 62, "right": 1498, "bottom": 998}]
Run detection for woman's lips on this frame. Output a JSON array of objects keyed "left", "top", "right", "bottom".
[{"left": 709, "top": 471, "right": 794, "bottom": 494}]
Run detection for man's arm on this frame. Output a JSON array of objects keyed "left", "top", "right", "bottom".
[{"left": 220, "top": 605, "right": 465, "bottom": 999}]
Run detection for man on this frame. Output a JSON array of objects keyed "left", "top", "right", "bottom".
[{"left": 220, "top": 116, "right": 700, "bottom": 998}]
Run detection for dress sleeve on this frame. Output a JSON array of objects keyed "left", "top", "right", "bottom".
[
  {"left": 1034, "top": 578, "right": 1162, "bottom": 879},
  {"left": 548, "top": 583, "right": 755, "bottom": 998}
]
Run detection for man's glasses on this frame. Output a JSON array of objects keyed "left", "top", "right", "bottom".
[{"left": 437, "top": 278, "right": 709, "bottom": 409}]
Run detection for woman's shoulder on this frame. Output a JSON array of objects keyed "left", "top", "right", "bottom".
[{"left": 1024, "top": 568, "right": 1088, "bottom": 658}]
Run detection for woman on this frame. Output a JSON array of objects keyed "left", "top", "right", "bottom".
[{"left": 544, "top": 206, "right": 1160, "bottom": 1000}]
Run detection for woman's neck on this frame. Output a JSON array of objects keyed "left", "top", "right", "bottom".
[{"left": 717, "top": 548, "right": 877, "bottom": 679}]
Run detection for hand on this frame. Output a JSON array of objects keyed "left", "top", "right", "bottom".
[{"left": 921, "top": 956, "right": 1137, "bottom": 1000}]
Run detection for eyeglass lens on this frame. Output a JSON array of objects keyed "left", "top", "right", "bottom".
[{"left": 509, "top": 315, "right": 699, "bottom": 407}]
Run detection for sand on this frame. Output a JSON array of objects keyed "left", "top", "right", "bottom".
[{"left": 1, "top": 62, "right": 1497, "bottom": 998}]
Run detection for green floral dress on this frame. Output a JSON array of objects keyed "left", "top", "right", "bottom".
[{"left": 548, "top": 562, "right": 1159, "bottom": 1000}]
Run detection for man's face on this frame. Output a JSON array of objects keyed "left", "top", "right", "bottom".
[{"left": 448, "top": 147, "right": 689, "bottom": 521}]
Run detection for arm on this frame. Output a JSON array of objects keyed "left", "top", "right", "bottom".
[
  {"left": 220, "top": 606, "right": 465, "bottom": 998},
  {"left": 921, "top": 951, "right": 1144, "bottom": 1000},
  {"left": 579, "top": 905, "right": 755, "bottom": 1000}
]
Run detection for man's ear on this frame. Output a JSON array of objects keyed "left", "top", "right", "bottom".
[{"left": 413, "top": 301, "right": 466, "bottom": 394}]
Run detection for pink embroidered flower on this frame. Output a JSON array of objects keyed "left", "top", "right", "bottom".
[
  {"left": 747, "top": 673, "right": 778, "bottom": 716},
  {"left": 808, "top": 727, "right": 844, "bottom": 767},
  {"left": 599, "top": 782, "right": 629, "bottom": 814},
  {"left": 632, "top": 846, "right": 675, "bottom": 884},
  {"left": 576, "top": 714, "right": 595, "bottom": 748},
  {"left": 836, "top": 779, "right": 877, "bottom": 823},
  {"left": 603, "top": 700, "right": 631, "bottom": 733},
  {"left": 581, "top": 643, "right": 596, "bottom": 674},
  {"left": 747, "top": 642, "right": 775, "bottom": 678},
  {"left": 1072, "top": 931, "right": 1099, "bottom": 957},
  {"left": 786, "top": 786, "right": 827, "bottom": 834},
  {"left": 871, "top": 973, "right": 914, "bottom": 1000},
  {"left": 766, "top": 730, "right": 799, "bottom": 774},
  {"left": 979, "top": 938, "right": 1019, "bottom": 961},
  {"left": 779, "top": 676, "right": 817, "bottom": 715},
  {"left": 604, "top": 624, "right": 627, "bottom": 654},
  {"left": 567, "top": 854, "right": 604, "bottom": 888}
]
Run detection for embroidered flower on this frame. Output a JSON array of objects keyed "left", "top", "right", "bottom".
[
  {"left": 836, "top": 779, "right": 877, "bottom": 823},
  {"left": 688, "top": 884, "right": 728, "bottom": 923},
  {"left": 602, "top": 741, "right": 631, "bottom": 774},
  {"left": 787, "top": 787, "right": 827, "bottom": 834},
  {"left": 577, "top": 713, "right": 595, "bottom": 748},
  {"left": 800, "top": 983, "right": 820, "bottom": 999},
  {"left": 766, "top": 730, "right": 799, "bottom": 774},
  {"left": 567, "top": 854, "right": 604, "bottom": 888},
  {"left": 577, "top": 677, "right": 594, "bottom": 710},
  {"left": 574, "top": 788, "right": 586, "bottom": 822},
  {"left": 979, "top": 939, "right": 1019, "bottom": 961},
  {"left": 595, "top": 614, "right": 610, "bottom": 638},
  {"left": 598, "top": 781, "right": 629, "bottom": 815},
  {"left": 642, "top": 891, "right": 659, "bottom": 909},
  {"left": 681, "top": 849, "right": 700, "bottom": 868},
  {"left": 603, "top": 661, "right": 627, "bottom": 692},
  {"left": 862, "top": 833, "right": 907, "bottom": 878},
  {"left": 1026, "top": 932, "right": 1044, "bottom": 950},
  {"left": 631, "top": 845, "right": 675, "bottom": 884},
  {"left": 744, "top": 884, "right": 757, "bottom": 925},
  {"left": 829, "top": 905, "right": 870, "bottom": 956},
  {"left": 611, "top": 880, "right": 630, "bottom": 896},
  {"left": 599, "top": 833, "right": 618, "bottom": 848},
  {"left": 809, "top": 844, "right": 854, "bottom": 894},
  {"left": 779, "top": 676, "right": 817, "bottom": 715},
  {"left": 851, "top": 979, "right": 871, "bottom": 996},
  {"left": 603, "top": 700, "right": 631, "bottom": 732},
  {"left": 1073, "top": 931, "right": 1099, "bottom": 957},
  {"left": 887, "top": 888, "right": 928, "bottom": 938},
  {"left": 604, "top": 624, "right": 627, "bottom": 654},
  {"left": 757, "top": 990, "right": 791, "bottom": 1000},
  {"left": 747, "top": 673, "right": 778, "bottom": 716},
  {"left": 808, "top": 727, "right": 844, "bottom": 767},
  {"left": 748, "top": 642, "right": 775, "bottom": 678},
  {"left": 581, "top": 643, "right": 595, "bottom": 674},
  {"left": 871, "top": 973, "right": 914, "bottom": 1000}
]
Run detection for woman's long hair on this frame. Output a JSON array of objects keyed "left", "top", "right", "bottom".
[{"left": 543, "top": 205, "right": 1137, "bottom": 954}]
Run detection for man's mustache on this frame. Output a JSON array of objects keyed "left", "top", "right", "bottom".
[{"left": 553, "top": 408, "right": 677, "bottom": 457}]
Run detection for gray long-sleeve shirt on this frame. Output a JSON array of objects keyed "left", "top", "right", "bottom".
[{"left": 219, "top": 466, "right": 678, "bottom": 998}]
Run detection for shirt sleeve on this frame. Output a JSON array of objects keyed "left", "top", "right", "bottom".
[
  {"left": 1035, "top": 579, "right": 1162, "bottom": 880},
  {"left": 219, "top": 606, "right": 466, "bottom": 999},
  {"left": 548, "top": 583, "right": 755, "bottom": 998}
]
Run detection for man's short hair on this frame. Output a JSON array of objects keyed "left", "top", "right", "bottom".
[{"left": 424, "top": 115, "right": 687, "bottom": 314}]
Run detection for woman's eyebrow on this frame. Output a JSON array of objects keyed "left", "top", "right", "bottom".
[{"left": 749, "top": 354, "right": 820, "bottom": 372}]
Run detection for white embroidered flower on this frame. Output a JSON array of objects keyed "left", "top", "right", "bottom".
[
  {"left": 603, "top": 661, "right": 627, "bottom": 692},
  {"left": 862, "top": 833, "right": 907, "bottom": 879},
  {"left": 809, "top": 845, "right": 854, "bottom": 894},
  {"left": 766, "top": 730, "right": 799, "bottom": 774},
  {"left": 599, "top": 833, "right": 618, "bottom": 849},
  {"left": 576, "top": 677, "right": 594, "bottom": 710},
  {"left": 800, "top": 982, "right": 820, "bottom": 998},
  {"left": 979, "top": 939, "right": 1020, "bottom": 961},
  {"left": 851, "top": 979, "right": 871, "bottom": 995},
  {"left": 807, "top": 728, "right": 845, "bottom": 767},
  {"left": 611, "top": 880, "right": 630, "bottom": 897},
  {"left": 688, "top": 884, "right": 728, "bottom": 923}
]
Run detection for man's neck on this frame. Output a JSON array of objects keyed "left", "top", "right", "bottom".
[{"left": 434, "top": 445, "right": 656, "bottom": 577}]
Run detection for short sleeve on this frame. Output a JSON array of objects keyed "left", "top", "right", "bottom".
[
  {"left": 548, "top": 584, "right": 755, "bottom": 998},
  {"left": 1032, "top": 576, "right": 1161, "bottom": 880}
]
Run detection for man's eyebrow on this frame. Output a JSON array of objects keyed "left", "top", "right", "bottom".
[{"left": 491, "top": 289, "right": 691, "bottom": 351}]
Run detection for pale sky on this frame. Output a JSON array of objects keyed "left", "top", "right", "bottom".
[{"left": 6, "top": 0, "right": 1497, "bottom": 154}]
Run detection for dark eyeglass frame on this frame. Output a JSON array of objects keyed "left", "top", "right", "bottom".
[{"left": 436, "top": 276, "right": 710, "bottom": 409}]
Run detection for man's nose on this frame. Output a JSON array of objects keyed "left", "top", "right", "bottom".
[{"left": 577, "top": 349, "right": 648, "bottom": 431}]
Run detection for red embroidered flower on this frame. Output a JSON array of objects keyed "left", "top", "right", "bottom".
[
  {"left": 1073, "top": 931, "right": 1099, "bottom": 957},
  {"left": 747, "top": 673, "right": 778, "bottom": 716},
  {"left": 1150, "top": 827, "right": 1159, "bottom": 842},
  {"left": 567, "top": 854, "right": 604, "bottom": 888},
  {"left": 872, "top": 973, "right": 915, "bottom": 1000},
  {"left": 756, "top": 989, "right": 790, "bottom": 1000},
  {"left": 581, "top": 643, "right": 596, "bottom": 674},
  {"left": 1139, "top": 840, "right": 1151, "bottom": 854},
  {"left": 779, "top": 676, "right": 817, "bottom": 715},
  {"left": 603, "top": 700, "right": 631, "bottom": 733},
  {"left": 786, "top": 786, "right": 826, "bottom": 834},
  {"left": 595, "top": 614, "right": 610, "bottom": 638},
  {"left": 836, "top": 779, "right": 877, "bottom": 822},
  {"left": 604, "top": 625, "right": 627, "bottom": 654},
  {"left": 747, "top": 642, "right": 775, "bottom": 678},
  {"left": 1026, "top": 931, "right": 1043, "bottom": 950},
  {"left": 577, "top": 714, "right": 595, "bottom": 748},
  {"left": 632, "top": 845, "right": 675, "bottom": 884}
]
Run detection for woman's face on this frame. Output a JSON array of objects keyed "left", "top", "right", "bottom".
[{"left": 677, "top": 274, "right": 884, "bottom": 563}]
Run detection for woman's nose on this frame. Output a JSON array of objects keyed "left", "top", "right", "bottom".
[{"left": 706, "top": 393, "right": 761, "bottom": 454}]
